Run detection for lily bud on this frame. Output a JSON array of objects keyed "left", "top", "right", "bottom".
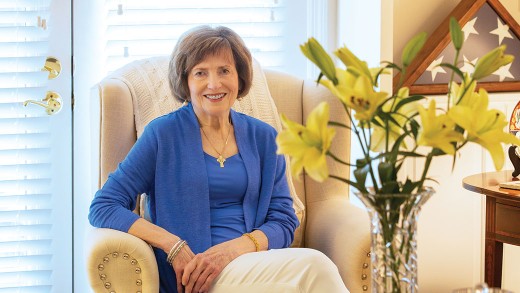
[
  {"left": 472, "top": 45, "right": 514, "bottom": 80},
  {"left": 402, "top": 32, "right": 427, "bottom": 67},
  {"left": 300, "top": 38, "right": 338, "bottom": 85},
  {"left": 449, "top": 17, "right": 463, "bottom": 50},
  {"left": 334, "top": 47, "right": 372, "bottom": 78}
]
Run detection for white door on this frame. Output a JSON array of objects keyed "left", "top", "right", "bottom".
[{"left": 0, "top": 0, "right": 72, "bottom": 291}]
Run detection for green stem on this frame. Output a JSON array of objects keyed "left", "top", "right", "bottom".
[
  {"left": 447, "top": 49, "right": 460, "bottom": 110},
  {"left": 417, "top": 152, "right": 434, "bottom": 191}
]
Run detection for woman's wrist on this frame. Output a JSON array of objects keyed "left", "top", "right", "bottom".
[{"left": 161, "top": 235, "right": 182, "bottom": 254}]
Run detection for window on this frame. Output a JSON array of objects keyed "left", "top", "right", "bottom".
[{"left": 102, "top": 0, "right": 312, "bottom": 77}]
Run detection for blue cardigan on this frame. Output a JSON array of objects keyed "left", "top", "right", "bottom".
[{"left": 89, "top": 103, "right": 299, "bottom": 291}]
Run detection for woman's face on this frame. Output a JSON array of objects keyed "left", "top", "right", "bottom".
[{"left": 187, "top": 48, "right": 239, "bottom": 122}]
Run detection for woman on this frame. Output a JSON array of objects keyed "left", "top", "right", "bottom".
[{"left": 89, "top": 25, "right": 348, "bottom": 293}]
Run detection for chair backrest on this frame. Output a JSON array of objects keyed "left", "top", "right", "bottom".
[{"left": 93, "top": 57, "right": 351, "bottom": 246}]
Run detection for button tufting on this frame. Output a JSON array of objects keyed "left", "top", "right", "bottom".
[
  {"left": 362, "top": 262, "right": 369, "bottom": 269},
  {"left": 104, "top": 282, "right": 111, "bottom": 289},
  {"left": 136, "top": 279, "right": 142, "bottom": 286},
  {"left": 112, "top": 252, "right": 119, "bottom": 258},
  {"left": 98, "top": 264, "right": 104, "bottom": 271},
  {"left": 123, "top": 253, "right": 129, "bottom": 260},
  {"left": 103, "top": 256, "right": 109, "bottom": 263},
  {"left": 99, "top": 274, "right": 107, "bottom": 281},
  {"left": 135, "top": 267, "right": 141, "bottom": 274},
  {"left": 131, "top": 259, "right": 137, "bottom": 265},
  {"left": 361, "top": 273, "right": 367, "bottom": 280},
  {"left": 363, "top": 285, "right": 368, "bottom": 291}
]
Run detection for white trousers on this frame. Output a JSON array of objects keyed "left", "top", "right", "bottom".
[{"left": 210, "top": 248, "right": 350, "bottom": 293}]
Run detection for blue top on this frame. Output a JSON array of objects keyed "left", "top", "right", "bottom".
[
  {"left": 88, "top": 103, "right": 299, "bottom": 293},
  {"left": 205, "top": 152, "right": 248, "bottom": 246}
]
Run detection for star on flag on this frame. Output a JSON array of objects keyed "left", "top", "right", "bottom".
[
  {"left": 462, "top": 17, "right": 479, "bottom": 41},
  {"left": 490, "top": 18, "right": 513, "bottom": 45},
  {"left": 426, "top": 56, "right": 446, "bottom": 81}
]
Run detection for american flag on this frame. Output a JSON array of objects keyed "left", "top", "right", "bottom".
[{"left": 414, "top": 2, "right": 520, "bottom": 85}]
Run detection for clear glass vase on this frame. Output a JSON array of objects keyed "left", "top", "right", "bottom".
[{"left": 354, "top": 187, "right": 434, "bottom": 293}]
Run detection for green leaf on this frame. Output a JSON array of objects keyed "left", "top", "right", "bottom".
[
  {"left": 394, "top": 95, "right": 425, "bottom": 112},
  {"left": 438, "top": 63, "right": 465, "bottom": 80},
  {"left": 378, "top": 161, "right": 394, "bottom": 183},
  {"left": 381, "top": 181, "right": 400, "bottom": 194},
  {"left": 402, "top": 32, "right": 427, "bottom": 67},
  {"left": 449, "top": 17, "right": 463, "bottom": 50}
]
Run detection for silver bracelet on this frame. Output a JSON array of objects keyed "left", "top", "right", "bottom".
[
  {"left": 166, "top": 239, "right": 183, "bottom": 264},
  {"left": 167, "top": 240, "right": 187, "bottom": 265}
]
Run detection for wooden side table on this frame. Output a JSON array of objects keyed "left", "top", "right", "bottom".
[{"left": 463, "top": 170, "right": 520, "bottom": 288}]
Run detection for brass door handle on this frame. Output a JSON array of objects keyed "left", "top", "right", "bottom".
[{"left": 23, "top": 91, "right": 63, "bottom": 115}]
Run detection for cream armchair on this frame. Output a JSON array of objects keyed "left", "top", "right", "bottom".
[{"left": 86, "top": 56, "right": 371, "bottom": 292}]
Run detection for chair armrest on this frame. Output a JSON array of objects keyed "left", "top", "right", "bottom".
[
  {"left": 305, "top": 197, "right": 371, "bottom": 292},
  {"left": 85, "top": 228, "right": 159, "bottom": 292}
]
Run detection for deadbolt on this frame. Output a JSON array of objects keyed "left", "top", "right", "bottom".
[{"left": 42, "top": 56, "right": 61, "bottom": 79}]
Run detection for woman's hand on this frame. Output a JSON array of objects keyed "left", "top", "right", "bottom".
[
  {"left": 171, "top": 244, "right": 196, "bottom": 293},
  {"left": 181, "top": 241, "right": 239, "bottom": 293}
]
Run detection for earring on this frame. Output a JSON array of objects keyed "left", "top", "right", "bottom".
[
  {"left": 182, "top": 99, "right": 188, "bottom": 106},
  {"left": 237, "top": 97, "right": 243, "bottom": 101}
]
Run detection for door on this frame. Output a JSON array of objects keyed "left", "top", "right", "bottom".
[{"left": 0, "top": 0, "right": 72, "bottom": 291}]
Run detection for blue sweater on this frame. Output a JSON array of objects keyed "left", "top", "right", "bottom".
[{"left": 88, "top": 103, "right": 299, "bottom": 292}]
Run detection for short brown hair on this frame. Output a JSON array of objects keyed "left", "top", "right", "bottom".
[{"left": 169, "top": 26, "right": 253, "bottom": 102}]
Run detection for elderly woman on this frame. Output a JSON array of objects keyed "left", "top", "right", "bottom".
[{"left": 89, "top": 25, "right": 348, "bottom": 293}]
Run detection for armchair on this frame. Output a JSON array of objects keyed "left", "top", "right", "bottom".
[{"left": 86, "top": 56, "right": 371, "bottom": 292}]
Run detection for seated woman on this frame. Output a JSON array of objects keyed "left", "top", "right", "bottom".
[{"left": 89, "top": 25, "right": 349, "bottom": 293}]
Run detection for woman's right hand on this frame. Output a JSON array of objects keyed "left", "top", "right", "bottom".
[{"left": 172, "top": 245, "right": 196, "bottom": 293}]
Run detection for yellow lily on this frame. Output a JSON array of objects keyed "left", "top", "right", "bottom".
[
  {"left": 417, "top": 100, "right": 463, "bottom": 154},
  {"left": 449, "top": 74, "right": 477, "bottom": 106},
  {"left": 320, "top": 69, "right": 387, "bottom": 122},
  {"left": 448, "top": 89, "right": 520, "bottom": 169},
  {"left": 276, "top": 102, "right": 336, "bottom": 182}
]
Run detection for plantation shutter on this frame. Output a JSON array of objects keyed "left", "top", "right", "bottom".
[
  {"left": 104, "top": 0, "right": 288, "bottom": 74},
  {"left": 0, "top": 0, "right": 69, "bottom": 291}
]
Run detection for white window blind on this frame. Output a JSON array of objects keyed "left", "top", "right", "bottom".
[
  {"left": 104, "top": 0, "right": 290, "bottom": 74},
  {"left": 0, "top": 0, "right": 55, "bottom": 291}
]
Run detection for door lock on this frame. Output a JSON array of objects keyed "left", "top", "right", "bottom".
[{"left": 23, "top": 91, "right": 63, "bottom": 115}]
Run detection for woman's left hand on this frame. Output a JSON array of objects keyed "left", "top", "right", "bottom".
[{"left": 181, "top": 242, "right": 238, "bottom": 293}]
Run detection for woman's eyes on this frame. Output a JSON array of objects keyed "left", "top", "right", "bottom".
[{"left": 192, "top": 68, "right": 232, "bottom": 77}]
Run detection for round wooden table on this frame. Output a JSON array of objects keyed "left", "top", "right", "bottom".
[{"left": 463, "top": 170, "right": 520, "bottom": 288}]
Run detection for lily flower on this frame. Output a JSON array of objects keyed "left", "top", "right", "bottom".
[
  {"left": 276, "top": 102, "right": 336, "bottom": 182},
  {"left": 320, "top": 69, "right": 387, "bottom": 122},
  {"left": 417, "top": 100, "right": 463, "bottom": 155},
  {"left": 449, "top": 74, "right": 477, "bottom": 106},
  {"left": 448, "top": 89, "right": 520, "bottom": 170},
  {"left": 472, "top": 45, "right": 514, "bottom": 80}
]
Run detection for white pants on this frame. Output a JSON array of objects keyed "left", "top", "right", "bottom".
[{"left": 210, "top": 248, "right": 349, "bottom": 293}]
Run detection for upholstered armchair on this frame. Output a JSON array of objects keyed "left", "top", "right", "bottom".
[{"left": 86, "top": 56, "right": 371, "bottom": 292}]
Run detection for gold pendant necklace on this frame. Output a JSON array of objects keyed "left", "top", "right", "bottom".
[{"left": 200, "top": 124, "right": 232, "bottom": 168}]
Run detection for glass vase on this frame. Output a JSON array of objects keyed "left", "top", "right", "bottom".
[{"left": 354, "top": 187, "right": 434, "bottom": 293}]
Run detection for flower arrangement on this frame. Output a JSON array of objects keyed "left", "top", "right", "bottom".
[
  {"left": 276, "top": 17, "right": 520, "bottom": 195},
  {"left": 276, "top": 18, "right": 520, "bottom": 292}
]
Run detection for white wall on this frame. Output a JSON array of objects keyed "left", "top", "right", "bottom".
[
  {"left": 383, "top": 0, "right": 520, "bottom": 291},
  {"left": 72, "top": 1, "right": 105, "bottom": 291}
]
